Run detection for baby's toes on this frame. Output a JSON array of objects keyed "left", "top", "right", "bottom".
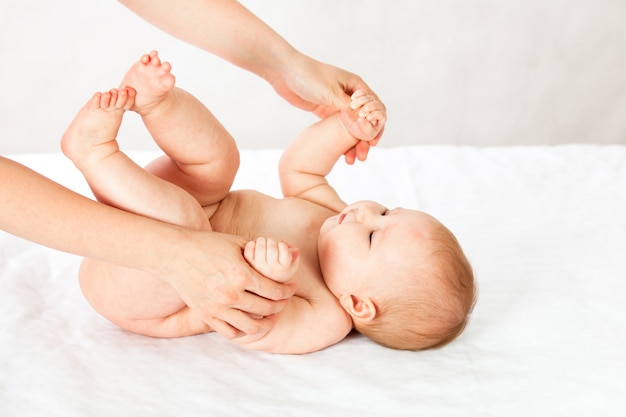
[
  {"left": 146, "top": 50, "right": 161, "bottom": 66},
  {"left": 120, "top": 88, "right": 136, "bottom": 110},
  {"left": 99, "top": 90, "right": 117, "bottom": 110}
]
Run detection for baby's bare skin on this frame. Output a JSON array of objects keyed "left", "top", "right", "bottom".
[
  {"left": 61, "top": 88, "right": 135, "bottom": 170},
  {"left": 63, "top": 51, "right": 360, "bottom": 353},
  {"left": 63, "top": 52, "right": 473, "bottom": 353}
]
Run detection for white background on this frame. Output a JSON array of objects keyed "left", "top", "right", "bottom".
[{"left": 1, "top": 0, "right": 625, "bottom": 154}]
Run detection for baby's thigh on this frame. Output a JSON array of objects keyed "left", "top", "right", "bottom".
[
  {"left": 78, "top": 258, "right": 185, "bottom": 327},
  {"left": 146, "top": 151, "right": 238, "bottom": 207}
]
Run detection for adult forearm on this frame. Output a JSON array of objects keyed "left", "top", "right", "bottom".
[
  {"left": 1, "top": 157, "right": 296, "bottom": 337},
  {"left": 0, "top": 157, "right": 177, "bottom": 272},
  {"left": 118, "top": 0, "right": 295, "bottom": 83}
]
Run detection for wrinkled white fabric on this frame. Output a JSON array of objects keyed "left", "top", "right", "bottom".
[{"left": 1, "top": 146, "right": 625, "bottom": 416}]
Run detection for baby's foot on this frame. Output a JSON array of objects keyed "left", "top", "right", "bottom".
[
  {"left": 61, "top": 88, "right": 135, "bottom": 170},
  {"left": 339, "top": 89, "right": 386, "bottom": 141},
  {"left": 119, "top": 50, "right": 176, "bottom": 115},
  {"left": 243, "top": 237, "right": 300, "bottom": 283}
]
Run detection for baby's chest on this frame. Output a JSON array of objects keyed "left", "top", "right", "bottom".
[{"left": 216, "top": 191, "right": 332, "bottom": 246}]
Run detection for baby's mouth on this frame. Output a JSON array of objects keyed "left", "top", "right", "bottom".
[{"left": 338, "top": 212, "right": 347, "bottom": 224}]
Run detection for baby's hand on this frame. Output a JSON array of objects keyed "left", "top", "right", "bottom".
[
  {"left": 243, "top": 237, "right": 300, "bottom": 283},
  {"left": 339, "top": 89, "right": 386, "bottom": 142}
]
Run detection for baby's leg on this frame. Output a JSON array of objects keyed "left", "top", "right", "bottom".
[
  {"left": 61, "top": 89, "right": 210, "bottom": 337},
  {"left": 121, "top": 51, "right": 240, "bottom": 206},
  {"left": 61, "top": 88, "right": 210, "bottom": 231}
]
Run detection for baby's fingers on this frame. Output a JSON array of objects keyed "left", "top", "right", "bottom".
[
  {"left": 278, "top": 241, "right": 300, "bottom": 267},
  {"left": 244, "top": 237, "right": 275, "bottom": 265},
  {"left": 363, "top": 109, "right": 387, "bottom": 127},
  {"left": 243, "top": 240, "right": 256, "bottom": 263},
  {"left": 350, "top": 89, "right": 370, "bottom": 102},
  {"left": 357, "top": 99, "right": 384, "bottom": 116},
  {"left": 350, "top": 92, "right": 376, "bottom": 111},
  {"left": 264, "top": 238, "right": 279, "bottom": 264}
]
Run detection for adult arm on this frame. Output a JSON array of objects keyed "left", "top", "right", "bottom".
[
  {"left": 0, "top": 156, "right": 295, "bottom": 339},
  {"left": 118, "top": 0, "right": 382, "bottom": 163}
]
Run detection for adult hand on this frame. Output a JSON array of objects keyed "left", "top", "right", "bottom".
[
  {"left": 0, "top": 158, "right": 294, "bottom": 342},
  {"left": 118, "top": 1, "right": 385, "bottom": 163},
  {"left": 270, "top": 52, "right": 385, "bottom": 164},
  {"left": 158, "top": 229, "right": 297, "bottom": 341}
]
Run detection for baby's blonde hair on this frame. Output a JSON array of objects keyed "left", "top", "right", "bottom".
[{"left": 357, "top": 224, "right": 476, "bottom": 351}]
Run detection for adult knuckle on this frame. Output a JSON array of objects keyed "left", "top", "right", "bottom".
[
  {"left": 255, "top": 301, "right": 276, "bottom": 317},
  {"left": 215, "top": 286, "right": 240, "bottom": 305},
  {"left": 244, "top": 320, "right": 264, "bottom": 336},
  {"left": 222, "top": 328, "right": 238, "bottom": 340}
]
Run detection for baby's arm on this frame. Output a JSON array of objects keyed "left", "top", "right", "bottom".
[
  {"left": 279, "top": 90, "right": 386, "bottom": 211},
  {"left": 235, "top": 295, "right": 352, "bottom": 354},
  {"left": 237, "top": 236, "right": 351, "bottom": 353}
]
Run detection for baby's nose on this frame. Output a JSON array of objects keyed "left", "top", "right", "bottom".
[{"left": 354, "top": 206, "right": 376, "bottom": 223}]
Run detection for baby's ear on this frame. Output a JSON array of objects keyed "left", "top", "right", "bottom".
[{"left": 339, "top": 294, "right": 377, "bottom": 322}]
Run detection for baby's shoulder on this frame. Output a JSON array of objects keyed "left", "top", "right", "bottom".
[{"left": 292, "top": 261, "right": 351, "bottom": 324}]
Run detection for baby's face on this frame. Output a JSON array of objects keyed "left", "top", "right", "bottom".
[{"left": 317, "top": 200, "right": 440, "bottom": 299}]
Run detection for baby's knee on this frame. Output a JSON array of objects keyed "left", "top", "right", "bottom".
[{"left": 198, "top": 146, "right": 239, "bottom": 188}]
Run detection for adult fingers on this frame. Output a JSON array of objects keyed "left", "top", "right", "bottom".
[
  {"left": 248, "top": 256, "right": 295, "bottom": 291},
  {"left": 207, "top": 312, "right": 272, "bottom": 341},
  {"left": 343, "top": 146, "right": 357, "bottom": 165},
  {"left": 355, "top": 141, "right": 371, "bottom": 162}
]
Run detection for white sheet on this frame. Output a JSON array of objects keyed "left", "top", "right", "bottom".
[{"left": 1, "top": 145, "right": 625, "bottom": 416}]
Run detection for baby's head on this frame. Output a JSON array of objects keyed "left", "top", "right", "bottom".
[{"left": 318, "top": 201, "right": 476, "bottom": 350}]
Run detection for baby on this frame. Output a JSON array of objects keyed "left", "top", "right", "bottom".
[{"left": 62, "top": 51, "right": 475, "bottom": 354}]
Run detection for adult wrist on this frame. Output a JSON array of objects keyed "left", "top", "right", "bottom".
[
  {"left": 260, "top": 45, "right": 301, "bottom": 87},
  {"left": 136, "top": 223, "right": 190, "bottom": 280}
]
